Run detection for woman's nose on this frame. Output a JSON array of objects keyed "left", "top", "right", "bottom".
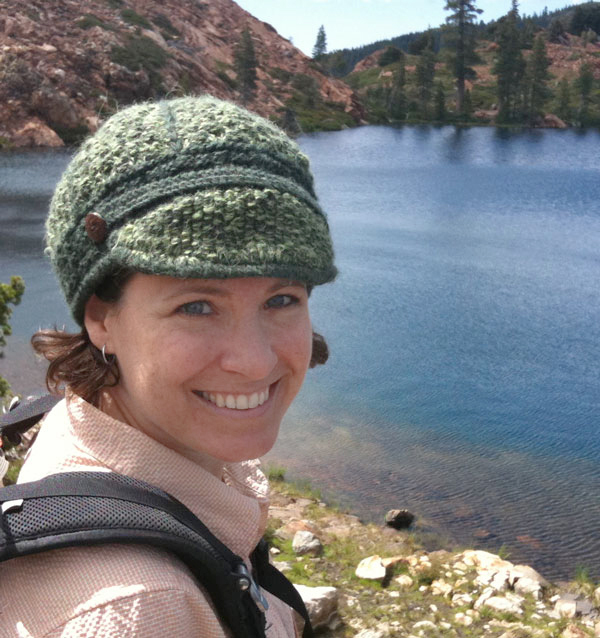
[{"left": 219, "top": 319, "right": 278, "bottom": 380}]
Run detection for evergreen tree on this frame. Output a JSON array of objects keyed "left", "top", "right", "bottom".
[
  {"left": 548, "top": 18, "right": 566, "bottom": 43},
  {"left": 312, "top": 25, "right": 327, "bottom": 59},
  {"left": 388, "top": 56, "right": 407, "bottom": 121},
  {"left": 0, "top": 276, "right": 25, "bottom": 402},
  {"left": 493, "top": 1, "right": 526, "bottom": 122},
  {"left": 575, "top": 61, "right": 594, "bottom": 126},
  {"left": 525, "top": 33, "right": 551, "bottom": 123},
  {"left": 234, "top": 28, "right": 258, "bottom": 104},
  {"left": 463, "top": 88, "right": 474, "bottom": 119},
  {"left": 556, "top": 77, "right": 572, "bottom": 123},
  {"left": 444, "top": 0, "right": 483, "bottom": 115},
  {"left": 434, "top": 82, "right": 447, "bottom": 121},
  {"left": 415, "top": 46, "right": 436, "bottom": 118}
]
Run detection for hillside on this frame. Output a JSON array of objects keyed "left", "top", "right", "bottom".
[
  {"left": 0, "top": 0, "right": 365, "bottom": 148},
  {"left": 344, "top": 29, "right": 600, "bottom": 127}
]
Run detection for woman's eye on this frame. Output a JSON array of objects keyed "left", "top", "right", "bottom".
[
  {"left": 266, "top": 294, "right": 298, "bottom": 309},
  {"left": 178, "top": 301, "right": 212, "bottom": 316}
]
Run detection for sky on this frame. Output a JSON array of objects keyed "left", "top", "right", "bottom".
[{"left": 234, "top": 0, "right": 588, "bottom": 56}]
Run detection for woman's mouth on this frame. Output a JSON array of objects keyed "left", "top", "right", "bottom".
[{"left": 195, "top": 386, "right": 271, "bottom": 410}]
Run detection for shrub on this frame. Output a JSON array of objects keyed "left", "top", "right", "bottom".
[
  {"left": 120, "top": 8, "right": 152, "bottom": 30},
  {"left": 111, "top": 35, "right": 168, "bottom": 73},
  {"left": 0, "top": 276, "right": 25, "bottom": 403},
  {"left": 77, "top": 14, "right": 105, "bottom": 30},
  {"left": 151, "top": 13, "right": 181, "bottom": 38}
]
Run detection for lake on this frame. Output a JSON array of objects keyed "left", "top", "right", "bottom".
[{"left": 1, "top": 125, "right": 600, "bottom": 580}]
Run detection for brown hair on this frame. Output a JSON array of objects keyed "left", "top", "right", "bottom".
[{"left": 32, "top": 273, "right": 329, "bottom": 405}]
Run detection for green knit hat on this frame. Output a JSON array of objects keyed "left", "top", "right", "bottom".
[{"left": 46, "top": 96, "right": 337, "bottom": 325}]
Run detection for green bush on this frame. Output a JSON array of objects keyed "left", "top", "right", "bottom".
[
  {"left": 77, "top": 14, "right": 105, "bottom": 30},
  {"left": 120, "top": 8, "right": 152, "bottom": 30},
  {"left": 151, "top": 13, "right": 181, "bottom": 38},
  {"left": 111, "top": 35, "right": 168, "bottom": 73},
  {"left": 0, "top": 276, "right": 25, "bottom": 403}
]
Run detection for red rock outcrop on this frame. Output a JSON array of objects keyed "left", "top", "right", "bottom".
[{"left": 0, "top": 0, "right": 364, "bottom": 147}]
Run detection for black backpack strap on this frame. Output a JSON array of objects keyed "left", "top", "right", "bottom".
[
  {"left": 252, "top": 539, "right": 314, "bottom": 638},
  {"left": 0, "top": 472, "right": 267, "bottom": 638},
  {"left": 0, "top": 394, "right": 61, "bottom": 446}
]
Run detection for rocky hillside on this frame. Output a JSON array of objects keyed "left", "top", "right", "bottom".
[
  {"left": 0, "top": 0, "right": 365, "bottom": 148},
  {"left": 269, "top": 475, "right": 600, "bottom": 638}
]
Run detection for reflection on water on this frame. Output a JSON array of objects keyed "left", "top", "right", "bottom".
[{"left": 2, "top": 127, "right": 600, "bottom": 580}]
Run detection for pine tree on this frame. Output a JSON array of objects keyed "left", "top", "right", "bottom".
[
  {"left": 444, "top": 0, "right": 483, "bottom": 115},
  {"left": 234, "top": 28, "right": 258, "bottom": 104},
  {"left": 434, "top": 82, "right": 447, "bottom": 121},
  {"left": 312, "top": 25, "right": 327, "bottom": 59},
  {"left": 493, "top": 0, "right": 526, "bottom": 122},
  {"left": 525, "top": 33, "right": 551, "bottom": 123},
  {"left": 388, "top": 56, "right": 407, "bottom": 121},
  {"left": 575, "top": 61, "right": 594, "bottom": 126},
  {"left": 556, "top": 77, "right": 572, "bottom": 123},
  {"left": 0, "top": 276, "right": 25, "bottom": 402},
  {"left": 415, "top": 47, "right": 436, "bottom": 118}
]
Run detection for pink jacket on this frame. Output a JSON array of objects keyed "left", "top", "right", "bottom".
[{"left": 0, "top": 391, "right": 298, "bottom": 638}]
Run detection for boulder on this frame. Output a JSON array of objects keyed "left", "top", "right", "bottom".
[
  {"left": 460, "top": 550, "right": 513, "bottom": 572},
  {"left": 384, "top": 509, "right": 415, "bottom": 530},
  {"left": 31, "top": 86, "right": 81, "bottom": 132},
  {"left": 394, "top": 574, "right": 414, "bottom": 589},
  {"left": 479, "top": 594, "right": 524, "bottom": 616},
  {"left": 555, "top": 599, "right": 578, "bottom": 619},
  {"left": 294, "top": 584, "right": 338, "bottom": 630},
  {"left": 356, "top": 555, "right": 387, "bottom": 581},
  {"left": 12, "top": 119, "right": 64, "bottom": 147},
  {"left": 292, "top": 530, "right": 323, "bottom": 556}
]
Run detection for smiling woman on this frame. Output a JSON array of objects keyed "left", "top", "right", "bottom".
[{"left": 0, "top": 96, "right": 336, "bottom": 638}]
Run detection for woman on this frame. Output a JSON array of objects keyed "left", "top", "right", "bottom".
[{"left": 0, "top": 96, "right": 336, "bottom": 637}]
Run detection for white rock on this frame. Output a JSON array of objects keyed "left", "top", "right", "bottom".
[
  {"left": 461, "top": 550, "right": 513, "bottom": 572},
  {"left": 355, "top": 628, "right": 388, "bottom": 638},
  {"left": 356, "top": 555, "right": 387, "bottom": 581},
  {"left": 594, "top": 587, "right": 600, "bottom": 606},
  {"left": 292, "top": 530, "right": 323, "bottom": 556},
  {"left": 594, "top": 620, "right": 600, "bottom": 637},
  {"left": 294, "top": 584, "right": 338, "bottom": 630},
  {"left": 429, "top": 604, "right": 438, "bottom": 613},
  {"left": 514, "top": 577, "right": 543, "bottom": 599},
  {"left": 480, "top": 595, "right": 524, "bottom": 616},
  {"left": 452, "top": 593, "right": 473, "bottom": 606},
  {"left": 395, "top": 574, "right": 414, "bottom": 589},
  {"left": 431, "top": 579, "right": 453, "bottom": 597},
  {"left": 509, "top": 564, "right": 549, "bottom": 588},
  {"left": 388, "top": 591, "right": 400, "bottom": 598},
  {"left": 272, "top": 560, "right": 291, "bottom": 572},
  {"left": 474, "top": 588, "right": 496, "bottom": 610},
  {"left": 554, "top": 599, "right": 577, "bottom": 619},
  {"left": 455, "top": 612, "right": 473, "bottom": 626}
]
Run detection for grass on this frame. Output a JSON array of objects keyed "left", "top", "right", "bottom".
[{"left": 120, "top": 8, "right": 152, "bottom": 30}]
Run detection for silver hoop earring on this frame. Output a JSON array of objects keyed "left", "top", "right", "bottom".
[{"left": 101, "top": 344, "right": 116, "bottom": 366}]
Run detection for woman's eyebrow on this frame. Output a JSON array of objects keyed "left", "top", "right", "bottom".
[{"left": 267, "top": 280, "right": 306, "bottom": 292}]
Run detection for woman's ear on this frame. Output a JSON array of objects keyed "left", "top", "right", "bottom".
[{"left": 84, "top": 294, "right": 113, "bottom": 351}]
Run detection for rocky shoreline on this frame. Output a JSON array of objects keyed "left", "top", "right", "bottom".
[{"left": 268, "top": 476, "right": 600, "bottom": 637}]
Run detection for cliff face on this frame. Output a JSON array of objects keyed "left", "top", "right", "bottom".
[{"left": 0, "top": 0, "right": 365, "bottom": 148}]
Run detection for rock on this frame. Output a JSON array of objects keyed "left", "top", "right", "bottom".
[
  {"left": 31, "top": 86, "right": 82, "bottom": 133},
  {"left": 380, "top": 556, "right": 407, "bottom": 569},
  {"left": 452, "top": 593, "right": 473, "bottom": 606},
  {"left": 594, "top": 620, "right": 600, "bottom": 637},
  {"left": 509, "top": 564, "right": 549, "bottom": 588},
  {"left": 562, "top": 625, "right": 587, "bottom": 638},
  {"left": 276, "top": 519, "right": 317, "bottom": 540},
  {"left": 356, "top": 555, "right": 387, "bottom": 581},
  {"left": 272, "top": 560, "right": 291, "bottom": 572},
  {"left": 12, "top": 120, "right": 64, "bottom": 147},
  {"left": 594, "top": 586, "right": 600, "bottom": 606},
  {"left": 455, "top": 612, "right": 473, "bottom": 626},
  {"left": 461, "top": 550, "right": 513, "bottom": 572},
  {"left": 543, "top": 114, "right": 568, "bottom": 129},
  {"left": 479, "top": 594, "right": 524, "bottom": 616},
  {"left": 385, "top": 509, "right": 415, "bottom": 529},
  {"left": 394, "top": 574, "right": 414, "bottom": 589},
  {"left": 294, "top": 584, "right": 338, "bottom": 630},
  {"left": 355, "top": 629, "right": 388, "bottom": 638},
  {"left": 292, "top": 530, "right": 323, "bottom": 556},
  {"left": 555, "top": 599, "right": 578, "bottom": 619},
  {"left": 513, "top": 577, "right": 543, "bottom": 599},
  {"left": 430, "top": 579, "right": 453, "bottom": 597}
]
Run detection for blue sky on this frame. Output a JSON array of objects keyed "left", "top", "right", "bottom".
[{"left": 234, "top": 0, "right": 587, "bottom": 56}]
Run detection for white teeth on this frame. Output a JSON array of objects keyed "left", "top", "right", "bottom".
[{"left": 201, "top": 388, "right": 270, "bottom": 410}]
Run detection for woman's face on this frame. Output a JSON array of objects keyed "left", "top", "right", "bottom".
[{"left": 85, "top": 274, "right": 312, "bottom": 465}]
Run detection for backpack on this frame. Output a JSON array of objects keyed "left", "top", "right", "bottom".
[{"left": 0, "top": 396, "right": 313, "bottom": 638}]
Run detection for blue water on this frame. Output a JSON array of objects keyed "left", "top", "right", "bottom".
[{"left": 1, "top": 126, "right": 600, "bottom": 580}]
